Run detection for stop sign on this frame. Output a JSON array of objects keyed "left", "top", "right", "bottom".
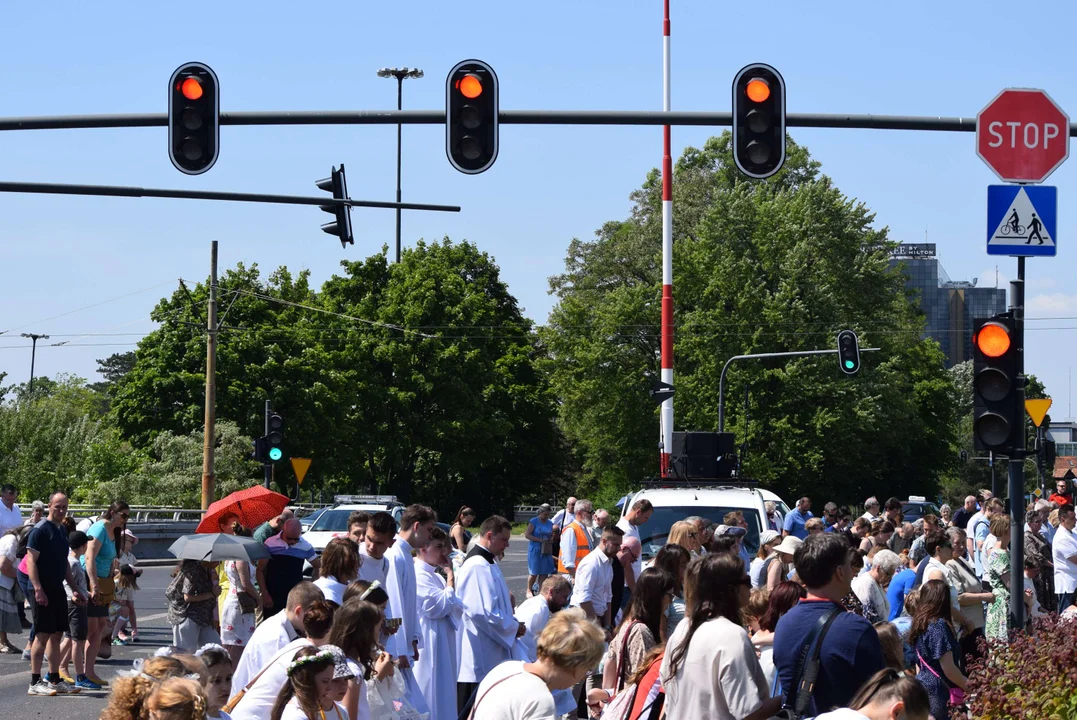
[{"left": 977, "top": 88, "right": 1070, "bottom": 183}]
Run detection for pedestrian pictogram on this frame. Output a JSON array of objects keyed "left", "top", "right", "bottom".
[
  {"left": 290, "top": 457, "right": 312, "bottom": 486},
  {"left": 987, "top": 185, "right": 1057, "bottom": 257},
  {"left": 976, "top": 88, "right": 1070, "bottom": 184}
]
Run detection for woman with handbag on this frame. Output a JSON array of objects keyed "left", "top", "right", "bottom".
[
  {"left": 82, "top": 499, "right": 128, "bottom": 686},
  {"left": 909, "top": 579, "right": 967, "bottom": 720},
  {"left": 601, "top": 569, "right": 674, "bottom": 694},
  {"left": 525, "top": 504, "right": 555, "bottom": 599},
  {"left": 221, "top": 527, "right": 262, "bottom": 666}
]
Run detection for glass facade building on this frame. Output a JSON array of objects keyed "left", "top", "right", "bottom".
[{"left": 889, "top": 243, "right": 1007, "bottom": 368}]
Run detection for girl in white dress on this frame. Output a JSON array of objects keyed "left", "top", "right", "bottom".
[
  {"left": 197, "top": 643, "right": 235, "bottom": 720},
  {"left": 221, "top": 558, "right": 260, "bottom": 666},
  {"left": 271, "top": 647, "right": 335, "bottom": 720}
]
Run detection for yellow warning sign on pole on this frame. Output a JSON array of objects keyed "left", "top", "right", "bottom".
[
  {"left": 290, "top": 457, "right": 312, "bottom": 486},
  {"left": 1025, "top": 398, "right": 1053, "bottom": 428}
]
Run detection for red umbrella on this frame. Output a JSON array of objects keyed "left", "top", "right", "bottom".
[{"left": 196, "top": 486, "right": 290, "bottom": 534}]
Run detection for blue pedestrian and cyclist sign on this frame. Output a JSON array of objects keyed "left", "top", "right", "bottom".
[{"left": 987, "top": 185, "right": 1057, "bottom": 257}]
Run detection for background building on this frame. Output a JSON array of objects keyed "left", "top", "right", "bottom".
[{"left": 890, "top": 243, "right": 1007, "bottom": 367}]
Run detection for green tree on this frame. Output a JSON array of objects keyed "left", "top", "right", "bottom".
[
  {"left": 88, "top": 351, "right": 136, "bottom": 395},
  {"left": 543, "top": 133, "right": 957, "bottom": 505}
]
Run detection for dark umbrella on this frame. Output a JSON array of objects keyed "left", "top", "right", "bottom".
[
  {"left": 196, "top": 486, "right": 290, "bottom": 534},
  {"left": 168, "top": 533, "right": 271, "bottom": 563}
]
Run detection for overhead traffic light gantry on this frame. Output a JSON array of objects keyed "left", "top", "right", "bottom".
[
  {"left": 446, "top": 60, "right": 499, "bottom": 174},
  {"left": 732, "top": 63, "right": 786, "bottom": 179},
  {"left": 972, "top": 315, "right": 1019, "bottom": 452},
  {"left": 315, "top": 164, "right": 354, "bottom": 248},
  {"left": 168, "top": 62, "right": 220, "bottom": 175}
]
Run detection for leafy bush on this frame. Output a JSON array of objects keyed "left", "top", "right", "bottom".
[{"left": 965, "top": 615, "right": 1077, "bottom": 719}]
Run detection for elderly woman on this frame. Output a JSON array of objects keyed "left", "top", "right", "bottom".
[
  {"left": 23, "top": 501, "right": 44, "bottom": 526},
  {"left": 852, "top": 549, "right": 901, "bottom": 623},
  {"left": 1024, "top": 509, "right": 1056, "bottom": 613},
  {"left": 525, "top": 504, "right": 555, "bottom": 599},
  {"left": 939, "top": 504, "right": 953, "bottom": 528},
  {"left": 750, "top": 531, "right": 781, "bottom": 589}
]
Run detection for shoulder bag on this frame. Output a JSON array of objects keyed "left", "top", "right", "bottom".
[
  {"left": 774, "top": 607, "right": 843, "bottom": 720},
  {"left": 467, "top": 671, "right": 525, "bottom": 719},
  {"left": 223, "top": 644, "right": 305, "bottom": 713}
]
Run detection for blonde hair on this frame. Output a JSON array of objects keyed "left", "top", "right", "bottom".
[
  {"left": 989, "top": 514, "right": 1011, "bottom": 539},
  {"left": 743, "top": 588, "right": 770, "bottom": 625},
  {"left": 1049, "top": 509, "right": 1060, "bottom": 528},
  {"left": 101, "top": 656, "right": 201, "bottom": 720},
  {"left": 536, "top": 608, "right": 604, "bottom": 670},
  {"left": 147, "top": 678, "right": 207, "bottom": 720},
  {"left": 668, "top": 521, "right": 696, "bottom": 549},
  {"left": 805, "top": 518, "right": 825, "bottom": 533}
]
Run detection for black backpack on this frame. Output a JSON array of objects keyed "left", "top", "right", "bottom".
[{"left": 13, "top": 524, "right": 34, "bottom": 560}]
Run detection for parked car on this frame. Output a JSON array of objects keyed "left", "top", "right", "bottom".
[{"left": 901, "top": 495, "right": 942, "bottom": 522}]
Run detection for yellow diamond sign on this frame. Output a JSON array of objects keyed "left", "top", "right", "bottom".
[
  {"left": 290, "top": 457, "right": 312, "bottom": 486},
  {"left": 1025, "top": 398, "right": 1052, "bottom": 428}
]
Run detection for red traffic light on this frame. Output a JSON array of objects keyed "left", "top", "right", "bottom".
[
  {"left": 745, "top": 78, "right": 770, "bottom": 103},
  {"left": 975, "top": 322, "right": 1011, "bottom": 358},
  {"left": 457, "top": 74, "right": 483, "bottom": 99},
  {"left": 180, "top": 77, "right": 203, "bottom": 101}
]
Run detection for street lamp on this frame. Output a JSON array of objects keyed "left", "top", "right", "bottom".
[
  {"left": 20, "top": 333, "right": 49, "bottom": 393},
  {"left": 376, "top": 66, "right": 424, "bottom": 263}
]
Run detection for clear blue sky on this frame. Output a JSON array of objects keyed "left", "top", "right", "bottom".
[{"left": 2, "top": 2, "right": 1076, "bottom": 415}]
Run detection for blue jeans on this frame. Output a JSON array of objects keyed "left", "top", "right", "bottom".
[{"left": 16, "top": 570, "right": 34, "bottom": 644}]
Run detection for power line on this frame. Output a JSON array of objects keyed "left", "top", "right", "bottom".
[{"left": 0, "top": 279, "right": 177, "bottom": 336}]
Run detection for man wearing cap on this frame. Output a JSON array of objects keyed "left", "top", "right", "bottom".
[
  {"left": 713, "top": 524, "right": 749, "bottom": 572},
  {"left": 724, "top": 511, "right": 753, "bottom": 572}
]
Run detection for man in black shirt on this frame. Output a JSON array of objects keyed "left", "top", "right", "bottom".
[
  {"left": 951, "top": 496, "right": 977, "bottom": 530},
  {"left": 26, "top": 493, "right": 85, "bottom": 696}
]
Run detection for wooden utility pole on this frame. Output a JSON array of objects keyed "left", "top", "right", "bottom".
[{"left": 201, "top": 241, "right": 219, "bottom": 510}]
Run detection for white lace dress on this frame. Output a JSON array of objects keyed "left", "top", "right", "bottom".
[{"left": 221, "top": 560, "right": 256, "bottom": 646}]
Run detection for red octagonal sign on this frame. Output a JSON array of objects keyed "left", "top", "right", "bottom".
[{"left": 977, "top": 88, "right": 1070, "bottom": 183}]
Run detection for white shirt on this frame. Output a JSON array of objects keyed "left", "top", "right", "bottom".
[
  {"left": 231, "top": 610, "right": 299, "bottom": 697},
  {"left": 313, "top": 575, "right": 347, "bottom": 606},
  {"left": 230, "top": 637, "right": 313, "bottom": 720},
  {"left": 279, "top": 697, "right": 349, "bottom": 720},
  {"left": 851, "top": 572, "right": 890, "bottom": 621},
  {"left": 660, "top": 615, "right": 767, "bottom": 720},
  {"left": 357, "top": 546, "right": 389, "bottom": 587},
  {"left": 558, "top": 522, "right": 592, "bottom": 572},
  {"left": 0, "top": 503, "right": 22, "bottom": 536},
  {"left": 1052, "top": 524, "right": 1077, "bottom": 593},
  {"left": 861, "top": 512, "right": 880, "bottom": 523},
  {"left": 813, "top": 711, "right": 871, "bottom": 720},
  {"left": 570, "top": 548, "right": 614, "bottom": 619},
  {"left": 550, "top": 509, "right": 574, "bottom": 530},
  {"left": 513, "top": 594, "right": 551, "bottom": 661},
  {"left": 384, "top": 535, "right": 421, "bottom": 658},
  {"left": 616, "top": 517, "right": 643, "bottom": 583},
  {"left": 0, "top": 534, "right": 16, "bottom": 590},
  {"left": 471, "top": 661, "right": 556, "bottom": 720}
]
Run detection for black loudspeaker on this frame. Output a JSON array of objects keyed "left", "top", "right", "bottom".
[{"left": 670, "top": 432, "right": 736, "bottom": 479}]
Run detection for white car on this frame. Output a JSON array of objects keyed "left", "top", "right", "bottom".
[
  {"left": 303, "top": 495, "right": 405, "bottom": 555},
  {"left": 620, "top": 483, "right": 789, "bottom": 560}
]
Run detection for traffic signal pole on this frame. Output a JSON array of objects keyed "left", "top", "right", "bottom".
[
  {"left": 264, "top": 400, "right": 272, "bottom": 489},
  {"left": 659, "top": 0, "right": 674, "bottom": 477},
  {"left": 200, "top": 241, "right": 218, "bottom": 511},
  {"left": 1008, "top": 258, "right": 1026, "bottom": 630}
]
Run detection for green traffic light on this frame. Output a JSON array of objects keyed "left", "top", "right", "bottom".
[
  {"left": 844, "top": 360, "right": 855, "bottom": 369},
  {"left": 268, "top": 447, "right": 282, "bottom": 461}
]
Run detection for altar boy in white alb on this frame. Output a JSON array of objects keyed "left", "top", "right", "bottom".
[
  {"left": 456, "top": 515, "right": 526, "bottom": 714},
  {"left": 384, "top": 504, "right": 436, "bottom": 717},
  {"left": 414, "top": 526, "right": 464, "bottom": 720}
]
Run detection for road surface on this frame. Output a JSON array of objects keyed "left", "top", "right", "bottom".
[{"left": 0, "top": 538, "right": 532, "bottom": 718}]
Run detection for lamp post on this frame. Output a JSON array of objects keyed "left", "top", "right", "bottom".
[
  {"left": 20, "top": 333, "right": 49, "bottom": 393},
  {"left": 376, "top": 66, "right": 424, "bottom": 263}
]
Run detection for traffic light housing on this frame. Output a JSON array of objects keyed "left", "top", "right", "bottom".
[
  {"left": 267, "top": 413, "right": 284, "bottom": 462},
  {"left": 732, "top": 63, "right": 786, "bottom": 179},
  {"left": 446, "top": 60, "right": 498, "bottom": 174},
  {"left": 250, "top": 436, "right": 268, "bottom": 463},
  {"left": 972, "top": 315, "right": 1019, "bottom": 452},
  {"left": 168, "top": 62, "right": 220, "bottom": 175},
  {"left": 315, "top": 164, "right": 354, "bottom": 248},
  {"left": 837, "top": 330, "right": 860, "bottom": 375}
]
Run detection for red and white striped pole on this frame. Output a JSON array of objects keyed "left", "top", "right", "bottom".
[{"left": 659, "top": 0, "right": 674, "bottom": 476}]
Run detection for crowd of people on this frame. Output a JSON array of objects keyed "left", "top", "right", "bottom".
[{"left": 1, "top": 480, "right": 1076, "bottom": 719}]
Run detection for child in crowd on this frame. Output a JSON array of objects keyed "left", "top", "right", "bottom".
[
  {"left": 322, "top": 645, "right": 355, "bottom": 720},
  {"left": 60, "top": 530, "right": 99, "bottom": 690},
  {"left": 147, "top": 677, "right": 209, "bottom": 720},
  {"left": 271, "top": 646, "right": 335, "bottom": 720},
  {"left": 197, "top": 643, "right": 234, "bottom": 720},
  {"left": 118, "top": 530, "right": 143, "bottom": 642},
  {"left": 111, "top": 564, "right": 140, "bottom": 645}
]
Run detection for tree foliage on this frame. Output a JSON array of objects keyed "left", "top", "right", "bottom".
[{"left": 543, "top": 133, "right": 958, "bottom": 505}]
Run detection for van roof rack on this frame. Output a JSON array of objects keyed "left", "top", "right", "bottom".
[
  {"left": 639, "top": 478, "right": 759, "bottom": 490},
  {"left": 333, "top": 494, "right": 399, "bottom": 505}
]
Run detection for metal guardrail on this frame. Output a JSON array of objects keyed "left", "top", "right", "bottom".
[{"left": 65, "top": 503, "right": 331, "bottom": 524}]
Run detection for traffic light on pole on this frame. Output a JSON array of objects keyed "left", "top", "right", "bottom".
[
  {"left": 836, "top": 330, "right": 860, "bottom": 375},
  {"left": 168, "top": 62, "right": 220, "bottom": 175},
  {"left": 250, "top": 436, "right": 268, "bottom": 463},
  {"left": 315, "top": 164, "right": 354, "bottom": 248},
  {"left": 266, "top": 413, "right": 284, "bottom": 462},
  {"left": 446, "top": 60, "right": 499, "bottom": 174},
  {"left": 732, "top": 63, "right": 786, "bottom": 179},
  {"left": 972, "top": 315, "right": 1019, "bottom": 453}
]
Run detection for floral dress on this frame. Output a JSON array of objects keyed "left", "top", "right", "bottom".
[
  {"left": 221, "top": 560, "right": 256, "bottom": 646},
  {"left": 985, "top": 548, "right": 1010, "bottom": 640}
]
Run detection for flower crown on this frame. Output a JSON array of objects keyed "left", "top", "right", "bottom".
[{"left": 287, "top": 650, "right": 334, "bottom": 676}]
